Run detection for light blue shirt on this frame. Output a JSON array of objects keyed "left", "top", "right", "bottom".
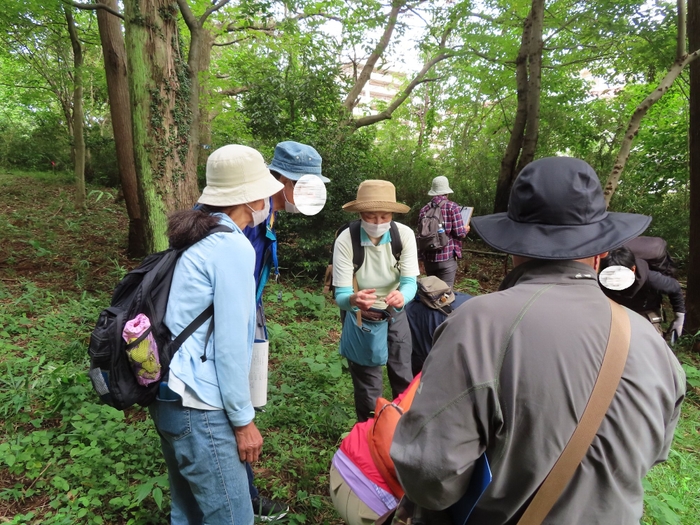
[{"left": 165, "top": 213, "right": 257, "bottom": 427}]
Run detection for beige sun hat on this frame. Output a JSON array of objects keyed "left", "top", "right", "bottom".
[
  {"left": 198, "top": 145, "right": 284, "bottom": 206},
  {"left": 342, "top": 180, "right": 410, "bottom": 213},
  {"left": 428, "top": 175, "right": 453, "bottom": 196}
]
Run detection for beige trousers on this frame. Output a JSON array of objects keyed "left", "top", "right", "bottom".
[{"left": 329, "top": 464, "right": 380, "bottom": 525}]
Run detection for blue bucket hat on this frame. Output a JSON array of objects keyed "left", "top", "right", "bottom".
[{"left": 268, "top": 141, "right": 329, "bottom": 183}]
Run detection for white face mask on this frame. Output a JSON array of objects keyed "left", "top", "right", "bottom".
[
  {"left": 283, "top": 188, "right": 299, "bottom": 214},
  {"left": 361, "top": 220, "right": 391, "bottom": 238},
  {"left": 246, "top": 198, "right": 270, "bottom": 227}
]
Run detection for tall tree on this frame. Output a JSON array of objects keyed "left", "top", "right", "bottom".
[
  {"left": 603, "top": 0, "right": 699, "bottom": 206},
  {"left": 123, "top": 0, "right": 200, "bottom": 252},
  {"left": 493, "top": 0, "right": 544, "bottom": 214},
  {"left": 687, "top": 0, "right": 700, "bottom": 338},
  {"left": 95, "top": 0, "right": 144, "bottom": 256},
  {"left": 63, "top": 5, "right": 86, "bottom": 208}
]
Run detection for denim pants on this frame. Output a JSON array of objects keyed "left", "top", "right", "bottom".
[{"left": 149, "top": 394, "right": 253, "bottom": 525}]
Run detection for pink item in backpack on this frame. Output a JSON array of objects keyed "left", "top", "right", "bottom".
[{"left": 122, "top": 313, "right": 161, "bottom": 386}]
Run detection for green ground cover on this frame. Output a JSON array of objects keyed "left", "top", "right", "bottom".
[{"left": 0, "top": 170, "right": 698, "bottom": 524}]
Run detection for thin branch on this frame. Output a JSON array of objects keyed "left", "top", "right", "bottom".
[
  {"left": 200, "top": 0, "right": 231, "bottom": 25},
  {"left": 465, "top": 45, "right": 502, "bottom": 64},
  {"left": 352, "top": 52, "right": 454, "bottom": 129},
  {"left": 677, "top": 0, "right": 686, "bottom": 59},
  {"left": 0, "top": 81, "right": 55, "bottom": 92},
  {"left": 60, "top": 0, "right": 123, "bottom": 20},
  {"left": 219, "top": 86, "right": 249, "bottom": 96},
  {"left": 541, "top": 54, "right": 616, "bottom": 68},
  {"left": 213, "top": 36, "right": 252, "bottom": 46},
  {"left": 224, "top": 12, "right": 342, "bottom": 33},
  {"left": 343, "top": 0, "right": 407, "bottom": 110}
]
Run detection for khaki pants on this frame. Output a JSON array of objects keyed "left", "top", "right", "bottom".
[{"left": 329, "top": 465, "right": 380, "bottom": 525}]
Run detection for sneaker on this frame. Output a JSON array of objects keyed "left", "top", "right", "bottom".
[{"left": 252, "top": 495, "right": 289, "bottom": 521}]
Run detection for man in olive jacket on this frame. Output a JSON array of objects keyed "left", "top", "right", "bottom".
[{"left": 390, "top": 157, "right": 686, "bottom": 524}]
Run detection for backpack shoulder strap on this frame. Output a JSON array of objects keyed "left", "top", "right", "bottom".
[
  {"left": 389, "top": 221, "right": 403, "bottom": 264},
  {"left": 348, "top": 220, "right": 364, "bottom": 272}
]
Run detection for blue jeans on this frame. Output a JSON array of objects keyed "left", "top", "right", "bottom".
[{"left": 149, "top": 393, "right": 253, "bottom": 525}]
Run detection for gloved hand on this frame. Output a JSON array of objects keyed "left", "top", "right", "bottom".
[{"left": 668, "top": 312, "right": 685, "bottom": 343}]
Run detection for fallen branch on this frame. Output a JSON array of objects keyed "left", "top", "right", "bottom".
[{"left": 463, "top": 249, "right": 508, "bottom": 257}]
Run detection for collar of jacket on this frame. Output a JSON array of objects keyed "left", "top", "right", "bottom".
[{"left": 499, "top": 259, "right": 600, "bottom": 291}]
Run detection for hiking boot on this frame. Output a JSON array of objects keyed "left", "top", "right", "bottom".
[{"left": 251, "top": 495, "right": 289, "bottom": 521}]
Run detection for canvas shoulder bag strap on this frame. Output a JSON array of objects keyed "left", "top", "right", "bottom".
[{"left": 516, "top": 299, "right": 631, "bottom": 525}]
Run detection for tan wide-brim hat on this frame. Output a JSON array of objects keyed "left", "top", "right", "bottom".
[
  {"left": 342, "top": 180, "right": 410, "bottom": 213},
  {"left": 198, "top": 145, "right": 284, "bottom": 206}
]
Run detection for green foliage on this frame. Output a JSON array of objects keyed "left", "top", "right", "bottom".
[
  {"left": 277, "top": 290, "right": 326, "bottom": 319},
  {"left": 682, "top": 363, "right": 700, "bottom": 390},
  {"left": 1, "top": 170, "right": 699, "bottom": 524},
  {"left": 273, "top": 128, "right": 380, "bottom": 276}
]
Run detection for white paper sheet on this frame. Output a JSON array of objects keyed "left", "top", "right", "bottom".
[{"left": 249, "top": 340, "right": 269, "bottom": 407}]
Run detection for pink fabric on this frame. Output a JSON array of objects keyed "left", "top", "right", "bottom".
[
  {"left": 123, "top": 313, "right": 151, "bottom": 340},
  {"left": 122, "top": 313, "right": 161, "bottom": 386},
  {"left": 339, "top": 373, "right": 422, "bottom": 496}
]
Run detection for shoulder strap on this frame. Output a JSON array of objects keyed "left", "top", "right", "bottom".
[
  {"left": 389, "top": 221, "right": 403, "bottom": 265},
  {"left": 349, "top": 220, "right": 363, "bottom": 271},
  {"left": 517, "top": 300, "right": 631, "bottom": 525}
]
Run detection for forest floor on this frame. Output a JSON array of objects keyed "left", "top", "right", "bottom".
[{"left": 0, "top": 170, "right": 699, "bottom": 525}]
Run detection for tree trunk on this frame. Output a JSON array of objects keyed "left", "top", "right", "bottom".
[
  {"left": 196, "top": 30, "right": 215, "bottom": 170},
  {"left": 515, "top": 0, "right": 544, "bottom": 174},
  {"left": 603, "top": 49, "right": 700, "bottom": 206},
  {"left": 123, "top": 0, "right": 200, "bottom": 253},
  {"left": 687, "top": 0, "right": 700, "bottom": 339},
  {"left": 96, "top": 0, "right": 145, "bottom": 257},
  {"left": 185, "top": 25, "right": 215, "bottom": 173},
  {"left": 64, "top": 6, "right": 86, "bottom": 209},
  {"left": 176, "top": 0, "right": 228, "bottom": 176},
  {"left": 493, "top": 10, "right": 534, "bottom": 213}
]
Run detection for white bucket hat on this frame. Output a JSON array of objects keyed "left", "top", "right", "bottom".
[
  {"left": 428, "top": 176, "right": 453, "bottom": 196},
  {"left": 198, "top": 145, "right": 284, "bottom": 206}
]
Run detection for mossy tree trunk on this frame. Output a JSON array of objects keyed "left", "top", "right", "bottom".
[{"left": 123, "top": 0, "right": 200, "bottom": 253}]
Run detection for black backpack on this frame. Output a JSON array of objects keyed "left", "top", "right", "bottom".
[
  {"left": 87, "top": 225, "right": 231, "bottom": 410},
  {"left": 625, "top": 236, "right": 678, "bottom": 277},
  {"left": 416, "top": 202, "right": 449, "bottom": 251},
  {"left": 323, "top": 220, "right": 403, "bottom": 295}
]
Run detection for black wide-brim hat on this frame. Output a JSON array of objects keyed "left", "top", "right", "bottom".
[{"left": 471, "top": 157, "right": 651, "bottom": 260}]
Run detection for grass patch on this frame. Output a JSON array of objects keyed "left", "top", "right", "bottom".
[{"left": 0, "top": 170, "right": 698, "bottom": 524}]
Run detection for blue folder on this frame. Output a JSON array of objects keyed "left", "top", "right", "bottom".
[{"left": 448, "top": 455, "right": 492, "bottom": 525}]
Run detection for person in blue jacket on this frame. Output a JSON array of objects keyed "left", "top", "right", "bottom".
[
  {"left": 150, "top": 145, "right": 283, "bottom": 525},
  {"left": 245, "top": 141, "right": 329, "bottom": 340},
  {"left": 242, "top": 141, "right": 329, "bottom": 519}
]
